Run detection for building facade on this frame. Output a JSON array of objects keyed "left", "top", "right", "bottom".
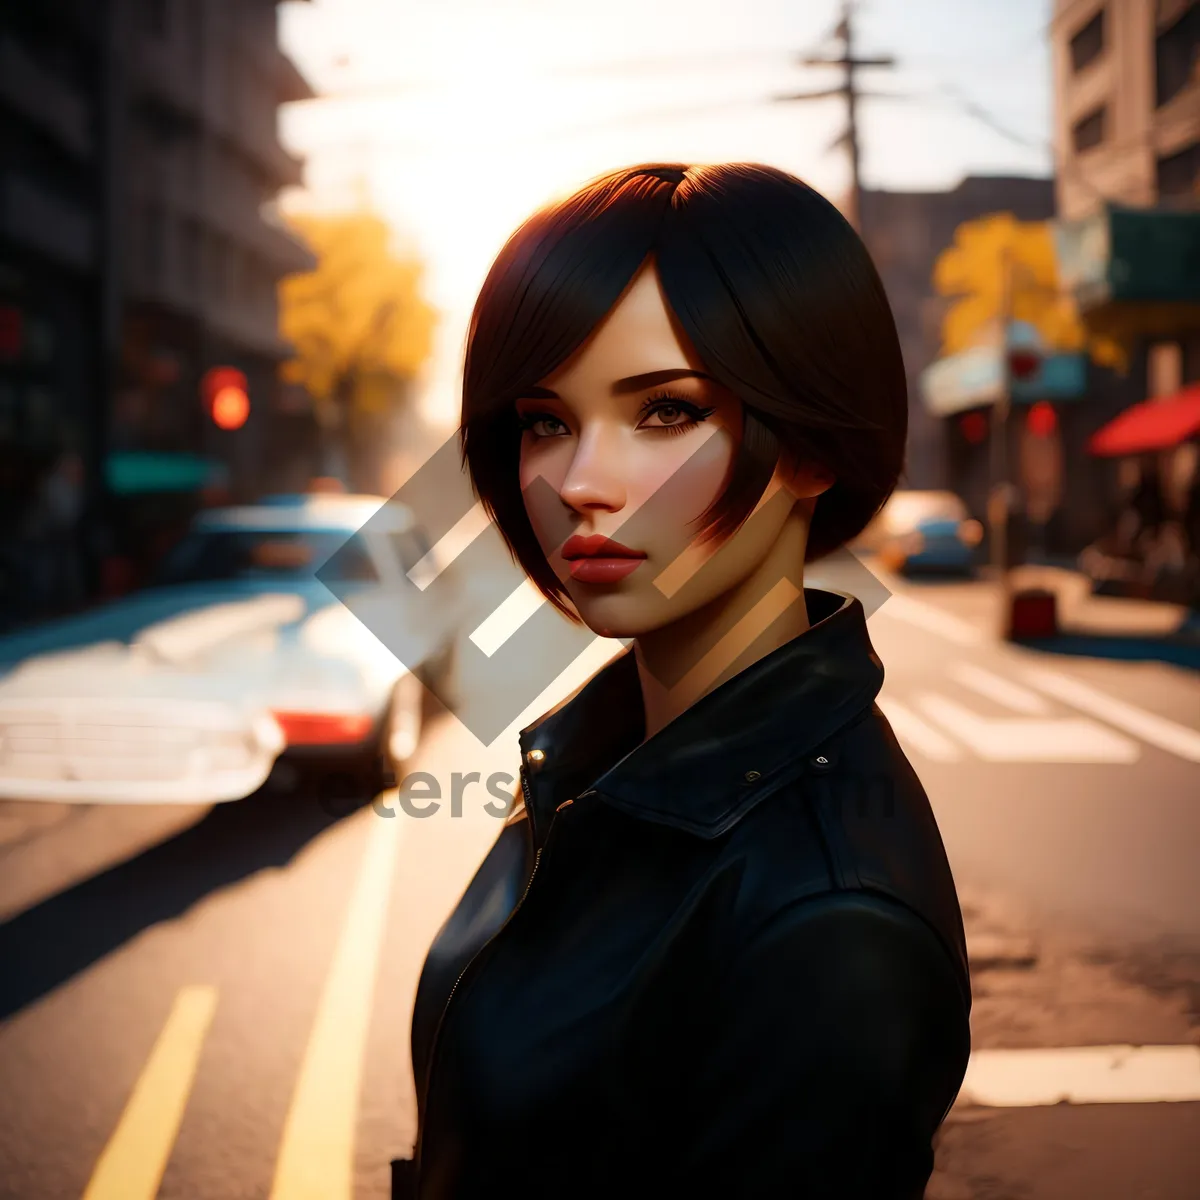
[
  {"left": 859, "top": 175, "right": 1057, "bottom": 491},
  {"left": 1053, "top": 0, "right": 1199, "bottom": 385},
  {"left": 0, "top": 1, "right": 110, "bottom": 621},
  {"left": 114, "top": 0, "right": 317, "bottom": 499},
  {"left": 1054, "top": 0, "right": 1199, "bottom": 222},
  {"left": 1051, "top": 0, "right": 1200, "bottom": 558},
  {"left": 0, "top": 0, "right": 320, "bottom": 619}
]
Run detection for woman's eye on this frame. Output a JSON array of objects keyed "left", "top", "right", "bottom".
[
  {"left": 517, "top": 413, "right": 568, "bottom": 437},
  {"left": 643, "top": 404, "right": 687, "bottom": 426},
  {"left": 637, "top": 396, "right": 716, "bottom": 433}
]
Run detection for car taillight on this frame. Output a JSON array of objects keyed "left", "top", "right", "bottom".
[
  {"left": 958, "top": 519, "right": 984, "bottom": 547},
  {"left": 270, "top": 712, "right": 374, "bottom": 745}
]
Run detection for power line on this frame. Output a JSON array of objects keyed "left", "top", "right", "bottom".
[
  {"left": 928, "top": 80, "right": 1121, "bottom": 207},
  {"left": 933, "top": 81, "right": 1046, "bottom": 151}
]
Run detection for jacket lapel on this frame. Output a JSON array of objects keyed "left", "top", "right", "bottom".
[{"left": 518, "top": 589, "right": 884, "bottom": 840}]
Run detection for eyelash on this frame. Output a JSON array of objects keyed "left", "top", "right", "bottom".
[{"left": 515, "top": 390, "right": 717, "bottom": 439}]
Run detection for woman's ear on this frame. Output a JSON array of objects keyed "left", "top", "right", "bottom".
[{"left": 778, "top": 457, "right": 835, "bottom": 502}]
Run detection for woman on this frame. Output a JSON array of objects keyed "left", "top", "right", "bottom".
[{"left": 395, "top": 163, "right": 972, "bottom": 1199}]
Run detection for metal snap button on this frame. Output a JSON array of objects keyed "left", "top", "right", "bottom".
[
  {"left": 526, "top": 748, "right": 546, "bottom": 767},
  {"left": 743, "top": 770, "right": 761, "bottom": 782}
]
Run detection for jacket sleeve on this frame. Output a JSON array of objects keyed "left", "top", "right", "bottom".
[{"left": 662, "top": 891, "right": 971, "bottom": 1198}]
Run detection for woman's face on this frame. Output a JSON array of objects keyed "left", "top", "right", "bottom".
[{"left": 515, "top": 261, "right": 822, "bottom": 640}]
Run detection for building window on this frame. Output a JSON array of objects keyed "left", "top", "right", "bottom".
[
  {"left": 1155, "top": 3, "right": 1199, "bottom": 107},
  {"left": 1069, "top": 9, "right": 1105, "bottom": 72},
  {"left": 1071, "top": 105, "right": 1107, "bottom": 153},
  {"left": 1156, "top": 140, "right": 1200, "bottom": 204}
]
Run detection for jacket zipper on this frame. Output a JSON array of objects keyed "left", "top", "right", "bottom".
[{"left": 413, "top": 772, "right": 582, "bottom": 1177}]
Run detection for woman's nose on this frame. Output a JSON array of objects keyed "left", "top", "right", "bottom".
[{"left": 559, "top": 424, "right": 627, "bottom": 513}]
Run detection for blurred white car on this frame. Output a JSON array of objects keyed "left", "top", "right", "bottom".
[{"left": 0, "top": 494, "right": 459, "bottom": 804}]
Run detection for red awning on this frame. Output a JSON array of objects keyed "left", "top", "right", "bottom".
[{"left": 1087, "top": 383, "right": 1200, "bottom": 456}]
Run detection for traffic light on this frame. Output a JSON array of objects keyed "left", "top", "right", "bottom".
[
  {"left": 1026, "top": 401, "right": 1058, "bottom": 438},
  {"left": 201, "top": 366, "right": 249, "bottom": 430}
]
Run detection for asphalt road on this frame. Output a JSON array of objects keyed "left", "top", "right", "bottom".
[{"left": 0, "top": 571, "right": 1197, "bottom": 1199}]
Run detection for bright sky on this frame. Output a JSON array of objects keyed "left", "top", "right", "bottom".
[{"left": 277, "top": 0, "right": 1053, "bottom": 432}]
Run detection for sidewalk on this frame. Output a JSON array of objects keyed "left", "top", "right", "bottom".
[
  {"left": 1004, "top": 565, "right": 1200, "bottom": 671},
  {"left": 866, "top": 559, "right": 1200, "bottom": 670},
  {"left": 929, "top": 883, "right": 1200, "bottom": 1199}
]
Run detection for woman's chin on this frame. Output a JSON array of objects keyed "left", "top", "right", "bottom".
[{"left": 571, "top": 597, "right": 658, "bottom": 642}]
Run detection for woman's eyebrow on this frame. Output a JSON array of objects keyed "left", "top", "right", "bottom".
[{"left": 519, "top": 369, "right": 716, "bottom": 402}]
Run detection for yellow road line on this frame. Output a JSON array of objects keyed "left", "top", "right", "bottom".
[
  {"left": 270, "top": 812, "right": 403, "bottom": 1200},
  {"left": 81, "top": 985, "right": 218, "bottom": 1200}
]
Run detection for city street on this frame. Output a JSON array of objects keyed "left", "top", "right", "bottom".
[{"left": 0, "top": 570, "right": 1198, "bottom": 1199}]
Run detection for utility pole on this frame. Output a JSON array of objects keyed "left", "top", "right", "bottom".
[
  {"left": 990, "top": 245, "right": 1014, "bottom": 598},
  {"left": 773, "top": 0, "right": 896, "bottom": 232}
]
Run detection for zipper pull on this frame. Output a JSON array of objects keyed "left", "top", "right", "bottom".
[{"left": 556, "top": 788, "right": 597, "bottom": 812}]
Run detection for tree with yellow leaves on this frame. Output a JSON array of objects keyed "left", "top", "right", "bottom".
[
  {"left": 278, "top": 210, "right": 437, "bottom": 489},
  {"left": 933, "top": 212, "right": 1127, "bottom": 372}
]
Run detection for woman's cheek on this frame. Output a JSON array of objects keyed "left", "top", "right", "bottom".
[{"left": 630, "top": 428, "right": 736, "bottom": 538}]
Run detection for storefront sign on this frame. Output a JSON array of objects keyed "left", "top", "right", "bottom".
[
  {"left": 920, "top": 348, "right": 1087, "bottom": 418},
  {"left": 1054, "top": 205, "right": 1200, "bottom": 309}
]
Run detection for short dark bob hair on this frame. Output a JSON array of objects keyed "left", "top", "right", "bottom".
[{"left": 459, "top": 161, "right": 907, "bottom": 623}]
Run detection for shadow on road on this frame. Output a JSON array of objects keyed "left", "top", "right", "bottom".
[{"left": 0, "top": 778, "right": 372, "bottom": 1022}]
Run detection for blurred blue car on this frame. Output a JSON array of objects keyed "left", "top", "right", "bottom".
[{"left": 855, "top": 490, "right": 984, "bottom": 578}]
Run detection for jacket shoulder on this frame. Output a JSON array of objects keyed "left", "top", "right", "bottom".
[
  {"left": 728, "top": 703, "right": 972, "bottom": 1011},
  {"left": 672, "top": 889, "right": 973, "bottom": 1183},
  {"left": 823, "top": 704, "right": 970, "bottom": 1003}
]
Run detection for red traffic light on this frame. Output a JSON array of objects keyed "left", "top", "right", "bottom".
[
  {"left": 212, "top": 385, "right": 250, "bottom": 430},
  {"left": 1026, "top": 400, "right": 1058, "bottom": 438},
  {"left": 201, "top": 366, "right": 249, "bottom": 430}
]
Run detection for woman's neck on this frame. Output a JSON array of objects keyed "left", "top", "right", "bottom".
[{"left": 632, "top": 507, "right": 813, "bottom": 741}]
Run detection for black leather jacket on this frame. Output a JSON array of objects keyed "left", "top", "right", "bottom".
[{"left": 393, "top": 589, "right": 972, "bottom": 1199}]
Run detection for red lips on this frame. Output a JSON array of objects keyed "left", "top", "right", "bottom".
[
  {"left": 561, "top": 534, "right": 647, "bottom": 584},
  {"left": 561, "top": 534, "right": 645, "bottom": 560}
]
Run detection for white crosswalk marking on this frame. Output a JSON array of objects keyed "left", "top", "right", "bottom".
[
  {"left": 1020, "top": 665, "right": 1200, "bottom": 763},
  {"left": 876, "top": 695, "right": 964, "bottom": 761},
  {"left": 948, "top": 662, "right": 1052, "bottom": 715},
  {"left": 959, "top": 1044, "right": 1200, "bottom": 1107},
  {"left": 913, "top": 692, "right": 1141, "bottom": 763}
]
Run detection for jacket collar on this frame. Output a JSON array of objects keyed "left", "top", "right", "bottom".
[{"left": 517, "top": 589, "right": 885, "bottom": 842}]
